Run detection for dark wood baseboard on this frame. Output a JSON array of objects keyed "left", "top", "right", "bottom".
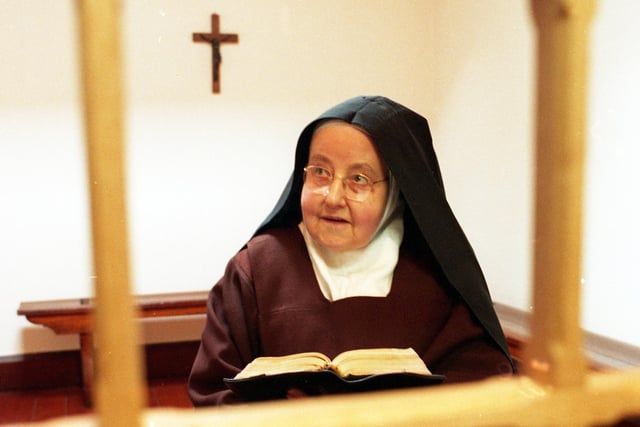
[
  {"left": 0, "top": 340, "right": 200, "bottom": 392},
  {"left": 144, "top": 340, "right": 200, "bottom": 380},
  {"left": 0, "top": 349, "right": 82, "bottom": 391}
]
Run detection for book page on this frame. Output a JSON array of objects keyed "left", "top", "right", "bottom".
[
  {"left": 234, "top": 352, "right": 331, "bottom": 379},
  {"left": 330, "top": 347, "right": 432, "bottom": 378}
]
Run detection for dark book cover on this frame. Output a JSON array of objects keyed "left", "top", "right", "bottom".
[{"left": 224, "top": 370, "right": 445, "bottom": 401}]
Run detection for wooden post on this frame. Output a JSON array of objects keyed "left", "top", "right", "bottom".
[
  {"left": 76, "top": 0, "right": 145, "bottom": 425},
  {"left": 525, "top": 0, "right": 596, "bottom": 387}
]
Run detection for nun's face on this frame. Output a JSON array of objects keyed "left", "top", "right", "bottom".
[{"left": 301, "top": 122, "right": 388, "bottom": 252}]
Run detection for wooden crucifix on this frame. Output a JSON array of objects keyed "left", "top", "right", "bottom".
[{"left": 192, "top": 14, "right": 239, "bottom": 94}]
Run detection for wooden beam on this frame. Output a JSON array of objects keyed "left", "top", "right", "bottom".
[
  {"left": 525, "top": 0, "right": 596, "bottom": 387},
  {"left": 18, "top": 371, "right": 640, "bottom": 426},
  {"left": 76, "top": 0, "right": 145, "bottom": 424}
]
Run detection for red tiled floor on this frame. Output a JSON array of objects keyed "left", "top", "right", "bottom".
[
  {"left": 147, "top": 379, "right": 193, "bottom": 408},
  {"left": 0, "top": 378, "right": 192, "bottom": 425}
]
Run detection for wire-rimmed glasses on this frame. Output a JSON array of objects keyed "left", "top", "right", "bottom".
[{"left": 303, "top": 165, "right": 387, "bottom": 202}]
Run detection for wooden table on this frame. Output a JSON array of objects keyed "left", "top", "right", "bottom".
[{"left": 18, "top": 291, "right": 208, "bottom": 406}]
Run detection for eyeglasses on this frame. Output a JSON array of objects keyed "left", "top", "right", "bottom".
[{"left": 303, "top": 165, "right": 387, "bottom": 202}]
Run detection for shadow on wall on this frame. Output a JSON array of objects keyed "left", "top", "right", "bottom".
[{"left": 20, "top": 315, "right": 206, "bottom": 354}]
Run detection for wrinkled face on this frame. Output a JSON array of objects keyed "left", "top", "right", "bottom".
[{"left": 301, "top": 122, "right": 389, "bottom": 252}]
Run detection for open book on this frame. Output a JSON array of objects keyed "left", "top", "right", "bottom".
[{"left": 224, "top": 347, "right": 445, "bottom": 401}]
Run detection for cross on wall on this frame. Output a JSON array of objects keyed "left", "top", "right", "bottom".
[{"left": 192, "top": 14, "right": 239, "bottom": 94}]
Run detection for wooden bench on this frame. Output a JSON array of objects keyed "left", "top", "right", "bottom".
[
  {"left": 18, "top": 294, "right": 533, "bottom": 408},
  {"left": 17, "top": 290, "right": 208, "bottom": 406}
]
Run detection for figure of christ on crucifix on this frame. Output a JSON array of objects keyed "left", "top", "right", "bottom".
[{"left": 192, "top": 14, "right": 239, "bottom": 94}]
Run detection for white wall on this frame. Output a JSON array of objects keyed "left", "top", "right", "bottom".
[
  {"left": 1, "top": 0, "right": 638, "bottom": 357},
  {"left": 583, "top": 0, "right": 640, "bottom": 344},
  {"left": 427, "top": 1, "right": 535, "bottom": 312}
]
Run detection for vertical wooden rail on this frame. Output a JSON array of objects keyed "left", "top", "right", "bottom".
[
  {"left": 525, "top": 0, "right": 596, "bottom": 388},
  {"left": 76, "top": 0, "right": 145, "bottom": 425}
]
